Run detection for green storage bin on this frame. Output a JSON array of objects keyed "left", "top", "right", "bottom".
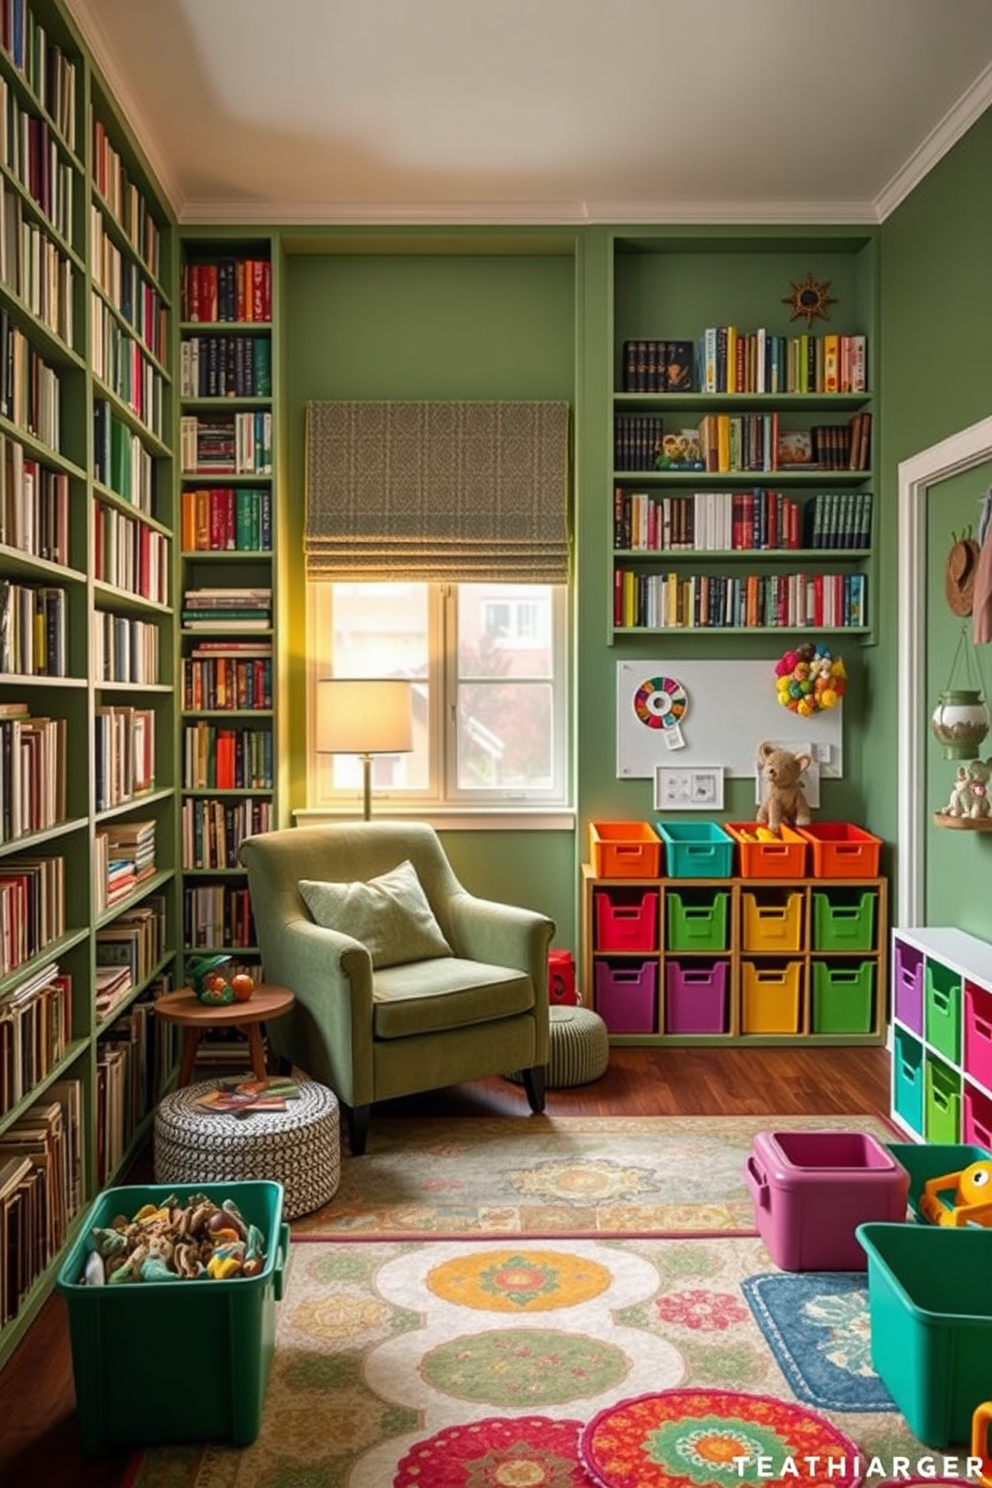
[
  {"left": 924, "top": 1056, "right": 961, "bottom": 1145},
  {"left": 666, "top": 888, "right": 729, "bottom": 951},
  {"left": 811, "top": 890, "right": 876, "bottom": 952},
  {"left": 56, "top": 1181, "right": 288, "bottom": 1456},
  {"left": 811, "top": 959, "right": 875, "bottom": 1033},
  {"left": 925, "top": 958, "right": 962, "bottom": 1064},
  {"left": 886, "top": 1141, "right": 992, "bottom": 1222},
  {"left": 856, "top": 1222, "right": 992, "bottom": 1446}
]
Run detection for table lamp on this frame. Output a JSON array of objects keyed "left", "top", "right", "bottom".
[{"left": 316, "top": 678, "right": 414, "bottom": 819}]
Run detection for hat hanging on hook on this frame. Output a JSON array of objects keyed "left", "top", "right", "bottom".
[{"left": 945, "top": 524, "right": 980, "bottom": 617}]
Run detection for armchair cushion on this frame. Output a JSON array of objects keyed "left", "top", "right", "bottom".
[
  {"left": 299, "top": 858, "right": 452, "bottom": 969},
  {"left": 372, "top": 958, "right": 534, "bottom": 1038}
]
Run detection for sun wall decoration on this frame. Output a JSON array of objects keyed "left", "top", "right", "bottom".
[{"left": 783, "top": 271, "right": 835, "bottom": 326}]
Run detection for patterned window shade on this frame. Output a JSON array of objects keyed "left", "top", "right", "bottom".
[{"left": 304, "top": 399, "right": 570, "bottom": 583}]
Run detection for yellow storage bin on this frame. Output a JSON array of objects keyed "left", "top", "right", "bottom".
[
  {"left": 742, "top": 960, "right": 802, "bottom": 1034},
  {"left": 741, "top": 891, "right": 804, "bottom": 953}
]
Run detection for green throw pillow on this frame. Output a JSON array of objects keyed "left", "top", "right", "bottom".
[{"left": 299, "top": 859, "right": 452, "bottom": 969}]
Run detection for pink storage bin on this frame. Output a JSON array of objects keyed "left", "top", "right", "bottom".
[
  {"left": 745, "top": 1129, "right": 910, "bottom": 1271},
  {"left": 594, "top": 959, "right": 657, "bottom": 1034},
  {"left": 894, "top": 939, "right": 924, "bottom": 1036},
  {"left": 594, "top": 889, "right": 659, "bottom": 953},
  {"left": 665, "top": 959, "right": 729, "bottom": 1034},
  {"left": 964, "top": 981, "right": 992, "bottom": 1091},
  {"left": 963, "top": 1082, "right": 992, "bottom": 1151}
]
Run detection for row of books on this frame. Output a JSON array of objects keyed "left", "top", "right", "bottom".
[
  {"left": 180, "top": 333, "right": 272, "bottom": 399},
  {"left": 96, "top": 986, "right": 175, "bottom": 1185},
  {"left": 0, "top": 1080, "right": 82, "bottom": 1328},
  {"left": 621, "top": 330, "right": 868, "bottom": 396},
  {"left": 0, "top": 87, "right": 74, "bottom": 242},
  {"left": 0, "top": 174, "right": 74, "bottom": 345},
  {"left": 91, "top": 295, "right": 166, "bottom": 438},
  {"left": 1, "top": 6, "right": 78, "bottom": 149},
  {"left": 93, "top": 609, "right": 161, "bottom": 685},
  {"left": 183, "top": 883, "right": 256, "bottom": 951},
  {"left": 613, "top": 489, "right": 874, "bottom": 554},
  {"left": 615, "top": 413, "right": 665, "bottom": 472},
  {"left": 179, "top": 486, "right": 273, "bottom": 553},
  {"left": 92, "top": 118, "right": 161, "bottom": 277},
  {"left": 0, "top": 311, "right": 60, "bottom": 451},
  {"left": 93, "top": 398, "right": 156, "bottom": 512},
  {"left": 92, "top": 497, "right": 170, "bottom": 603},
  {"left": 181, "top": 257, "right": 272, "bottom": 324},
  {"left": 0, "top": 707, "right": 66, "bottom": 845},
  {"left": 181, "top": 796, "right": 272, "bottom": 872},
  {"left": 614, "top": 568, "right": 867, "bottom": 631},
  {"left": 93, "top": 818, "right": 156, "bottom": 914},
  {"left": 182, "top": 586, "right": 272, "bottom": 629},
  {"left": 94, "top": 703, "right": 155, "bottom": 811},
  {"left": 182, "top": 722, "right": 274, "bottom": 790},
  {"left": 179, "top": 411, "right": 273, "bottom": 476},
  {"left": 0, "top": 959, "right": 71, "bottom": 1117},
  {"left": 182, "top": 652, "right": 273, "bottom": 712},
  {"left": 90, "top": 206, "right": 168, "bottom": 362},
  {"left": 95, "top": 894, "right": 167, "bottom": 1022},
  {"left": 0, "top": 577, "right": 65, "bottom": 675},
  {"left": 0, "top": 852, "right": 63, "bottom": 980},
  {"left": 0, "top": 432, "right": 69, "bottom": 564}
]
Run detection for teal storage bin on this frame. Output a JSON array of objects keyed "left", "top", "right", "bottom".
[
  {"left": 811, "top": 890, "right": 876, "bottom": 952},
  {"left": 655, "top": 821, "right": 733, "bottom": 878},
  {"left": 56, "top": 1181, "right": 288, "bottom": 1455},
  {"left": 892, "top": 1026, "right": 924, "bottom": 1138},
  {"left": 856, "top": 1222, "right": 992, "bottom": 1446},
  {"left": 666, "top": 888, "right": 729, "bottom": 952}
]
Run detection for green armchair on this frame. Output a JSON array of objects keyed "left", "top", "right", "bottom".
[{"left": 239, "top": 821, "right": 554, "bottom": 1154}]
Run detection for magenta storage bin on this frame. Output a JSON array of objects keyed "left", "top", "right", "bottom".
[
  {"left": 745, "top": 1129, "right": 910, "bottom": 1271},
  {"left": 964, "top": 981, "right": 992, "bottom": 1090},
  {"left": 594, "top": 959, "right": 657, "bottom": 1034},
  {"left": 665, "top": 959, "right": 729, "bottom": 1034},
  {"left": 963, "top": 1083, "right": 992, "bottom": 1150},
  {"left": 894, "top": 939, "right": 924, "bottom": 1036},
  {"left": 594, "top": 889, "right": 659, "bottom": 952}
]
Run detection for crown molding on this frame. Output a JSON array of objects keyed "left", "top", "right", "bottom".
[
  {"left": 875, "top": 60, "right": 992, "bottom": 221},
  {"left": 64, "top": 0, "right": 185, "bottom": 217}
]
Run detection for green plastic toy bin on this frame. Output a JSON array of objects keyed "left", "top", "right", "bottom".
[
  {"left": 886, "top": 1141, "right": 992, "bottom": 1222},
  {"left": 56, "top": 1180, "right": 288, "bottom": 1456},
  {"left": 856, "top": 1222, "right": 992, "bottom": 1447}
]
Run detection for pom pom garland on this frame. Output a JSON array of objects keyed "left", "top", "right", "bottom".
[{"left": 774, "top": 642, "right": 846, "bottom": 717}]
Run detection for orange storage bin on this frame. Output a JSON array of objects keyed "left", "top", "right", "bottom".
[
  {"left": 589, "top": 821, "right": 661, "bottom": 879},
  {"left": 796, "top": 822, "right": 881, "bottom": 879},
  {"left": 725, "top": 822, "right": 808, "bottom": 879}
]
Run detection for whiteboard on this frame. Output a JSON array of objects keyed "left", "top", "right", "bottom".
[{"left": 617, "top": 660, "right": 843, "bottom": 780}]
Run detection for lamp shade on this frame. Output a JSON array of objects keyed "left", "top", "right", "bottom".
[{"left": 316, "top": 678, "right": 413, "bottom": 756}]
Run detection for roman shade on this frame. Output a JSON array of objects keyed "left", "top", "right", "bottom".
[{"left": 304, "top": 399, "right": 570, "bottom": 583}]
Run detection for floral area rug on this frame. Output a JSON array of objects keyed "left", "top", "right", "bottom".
[
  {"left": 294, "top": 1113, "right": 900, "bottom": 1239},
  {"left": 129, "top": 1232, "right": 927, "bottom": 1488}
]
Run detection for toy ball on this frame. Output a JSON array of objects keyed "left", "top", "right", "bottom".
[{"left": 957, "top": 1160, "right": 992, "bottom": 1206}]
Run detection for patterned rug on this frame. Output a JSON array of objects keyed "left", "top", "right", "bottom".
[
  {"left": 742, "top": 1273, "right": 897, "bottom": 1414},
  {"left": 295, "top": 1113, "right": 901, "bottom": 1238},
  {"left": 128, "top": 1233, "right": 928, "bottom": 1488}
]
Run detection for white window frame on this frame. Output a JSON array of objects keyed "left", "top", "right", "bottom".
[{"left": 302, "top": 581, "right": 572, "bottom": 828}]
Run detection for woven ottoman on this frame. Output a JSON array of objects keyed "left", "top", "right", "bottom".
[
  {"left": 154, "top": 1079, "right": 341, "bottom": 1220},
  {"left": 506, "top": 1004, "right": 609, "bottom": 1089}
]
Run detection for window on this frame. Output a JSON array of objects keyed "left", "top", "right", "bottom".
[{"left": 307, "top": 580, "right": 568, "bottom": 809}]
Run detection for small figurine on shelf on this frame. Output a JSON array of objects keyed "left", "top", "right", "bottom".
[
  {"left": 755, "top": 742, "right": 813, "bottom": 834},
  {"left": 943, "top": 757, "right": 992, "bottom": 820}
]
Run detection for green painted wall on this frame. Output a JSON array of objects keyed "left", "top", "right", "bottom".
[
  {"left": 280, "top": 238, "right": 580, "bottom": 944},
  {"left": 880, "top": 106, "right": 992, "bottom": 934}
]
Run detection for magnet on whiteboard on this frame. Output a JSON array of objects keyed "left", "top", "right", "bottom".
[{"left": 664, "top": 722, "right": 685, "bottom": 750}]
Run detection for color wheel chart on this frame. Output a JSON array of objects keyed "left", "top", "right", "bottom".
[{"left": 632, "top": 676, "right": 688, "bottom": 748}]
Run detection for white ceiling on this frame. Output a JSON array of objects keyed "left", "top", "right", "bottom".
[{"left": 67, "top": 0, "right": 992, "bottom": 226}]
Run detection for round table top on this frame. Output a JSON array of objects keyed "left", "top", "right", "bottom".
[{"left": 155, "top": 983, "right": 295, "bottom": 1028}]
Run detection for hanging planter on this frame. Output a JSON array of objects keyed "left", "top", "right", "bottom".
[{"left": 931, "top": 689, "right": 990, "bottom": 760}]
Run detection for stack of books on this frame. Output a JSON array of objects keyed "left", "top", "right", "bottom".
[
  {"left": 94, "top": 819, "right": 156, "bottom": 912},
  {"left": 182, "top": 587, "right": 272, "bottom": 631}
]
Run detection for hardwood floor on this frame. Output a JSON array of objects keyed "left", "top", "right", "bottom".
[{"left": 0, "top": 1043, "right": 893, "bottom": 1488}]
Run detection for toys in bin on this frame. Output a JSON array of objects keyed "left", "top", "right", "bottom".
[
  {"left": 187, "top": 954, "right": 256, "bottom": 1005},
  {"left": 918, "top": 1158, "right": 992, "bottom": 1227}
]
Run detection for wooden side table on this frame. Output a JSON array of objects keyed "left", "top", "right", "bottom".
[{"left": 155, "top": 983, "right": 296, "bottom": 1086}]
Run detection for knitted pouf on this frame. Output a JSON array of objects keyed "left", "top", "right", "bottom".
[
  {"left": 154, "top": 1079, "right": 341, "bottom": 1220},
  {"left": 506, "top": 1005, "right": 609, "bottom": 1089}
]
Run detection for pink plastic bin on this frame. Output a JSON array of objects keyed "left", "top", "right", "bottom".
[
  {"left": 964, "top": 981, "right": 992, "bottom": 1091},
  {"left": 745, "top": 1129, "right": 910, "bottom": 1271}
]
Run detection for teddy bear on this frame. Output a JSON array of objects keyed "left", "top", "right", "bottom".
[
  {"left": 944, "top": 757, "right": 992, "bottom": 819},
  {"left": 755, "top": 741, "right": 812, "bottom": 832}
]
